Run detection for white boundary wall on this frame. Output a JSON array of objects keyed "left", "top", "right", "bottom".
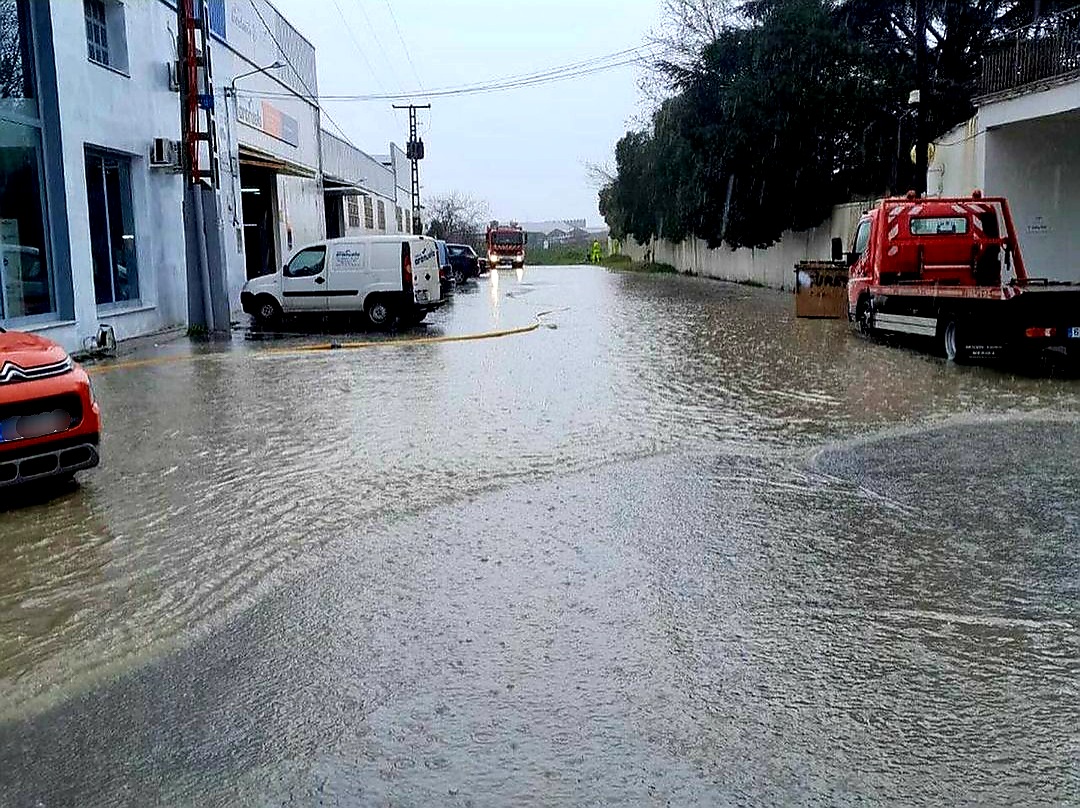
[{"left": 624, "top": 202, "right": 868, "bottom": 291}]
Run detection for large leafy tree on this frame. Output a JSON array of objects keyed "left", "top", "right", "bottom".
[{"left": 602, "top": 0, "right": 1043, "bottom": 250}]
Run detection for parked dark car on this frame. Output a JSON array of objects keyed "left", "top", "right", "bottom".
[{"left": 447, "top": 244, "right": 481, "bottom": 283}]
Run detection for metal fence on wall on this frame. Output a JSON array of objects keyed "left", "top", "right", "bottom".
[{"left": 980, "top": 5, "right": 1080, "bottom": 96}]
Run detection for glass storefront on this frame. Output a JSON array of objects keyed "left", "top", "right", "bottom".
[
  {"left": 0, "top": 0, "right": 56, "bottom": 323},
  {"left": 85, "top": 149, "right": 139, "bottom": 305},
  {"left": 0, "top": 121, "right": 51, "bottom": 318}
]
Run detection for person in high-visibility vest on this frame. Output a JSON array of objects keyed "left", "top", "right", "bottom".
[{"left": 590, "top": 240, "right": 602, "bottom": 264}]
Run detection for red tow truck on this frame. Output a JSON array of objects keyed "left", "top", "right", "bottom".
[
  {"left": 847, "top": 192, "right": 1080, "bottom": 362},
  {"left": 486, "top": 222, "right": 527, "bottom": 269}
]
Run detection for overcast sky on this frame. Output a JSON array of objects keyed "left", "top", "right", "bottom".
[{"left": 272, "top": 0, "right": 661, "bottom": 225}]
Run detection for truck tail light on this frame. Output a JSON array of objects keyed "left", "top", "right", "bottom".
[
  {"left": 1024, "top": 327, "right": 1056, "bottom": 339},
  {"left": 402, "top": 242, "right": 413, "bottom": 293}
]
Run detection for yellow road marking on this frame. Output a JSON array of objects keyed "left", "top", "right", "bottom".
[{"left": 86, "top": 319, "right": 540, "bottom": 375}]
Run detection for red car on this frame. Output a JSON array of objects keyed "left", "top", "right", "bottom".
[{"left": 0, "top": 329, "right": 101, "bottom": 488}]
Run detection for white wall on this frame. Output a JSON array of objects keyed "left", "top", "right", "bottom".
[
  {"left": 625, "top": 202, "right": 868, "bottom": 291},
  {"left": 46, "top": 0, "right": 187, "bottom": 352},
  {"left": 932, "top": 76, "right": 1080, "bottom": 283},
  {"left": 985, "top": 113, "right": 1080, "bottom": 282}
]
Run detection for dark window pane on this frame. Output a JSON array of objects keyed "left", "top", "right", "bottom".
[
  {"left": 84, "top": 0, "right": 109, "bottom": 66},
  {"left": 0, "top": 122, "right": 53, "bottom": 319},
  {"left": 0, "top": 0, "right": 34, "bottom": 104},
  {"left": 85, "top": 154, "right": 113, "bottom": 305},
  {"left": 86, "top": 149, "right": 139, "bottom": 306}
]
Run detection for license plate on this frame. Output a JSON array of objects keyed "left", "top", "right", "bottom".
[
  {"left": 1069, "top": 327, "right": 1080, "bottom": 339},
  {"left": 415, "top": 290, "right": 429, "bottom": 303}
]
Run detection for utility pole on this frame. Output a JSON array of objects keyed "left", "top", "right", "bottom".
[
  {"left": 393, "top": 104, "right": 431, "bottom": 235},
  {"left": 177, "top": 0, "right": 229, "bottom": 332},
  {"left": 913, "top": 0, "right": 929, "bottom": 197}
]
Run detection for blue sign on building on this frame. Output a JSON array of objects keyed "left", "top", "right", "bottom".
[{"left": 207, "top": 0, "right": 227, "bottom": 39}]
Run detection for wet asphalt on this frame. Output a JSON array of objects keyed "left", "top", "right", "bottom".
[{"left": 0, "top": 266, "right": 1077, "bottom": 806}]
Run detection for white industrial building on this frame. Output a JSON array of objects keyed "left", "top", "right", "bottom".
[
  {"left": 0, "top": 0, "right": 416, "bottom": 353},
  {"left": 931, "top": 10, "right": 1079, "bottom": 282}
]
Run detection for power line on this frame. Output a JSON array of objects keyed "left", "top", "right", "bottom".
[
  {"left": 346, "top": 0, "right": 407, "bottom": 93},
  {"left": 330, "top": 0, "right": 388, "bottom": 93},
  {"left": 382, "top": 0, "right": 424, "bottom": 90},
  {"left": 235, "top": 46, "right": 660, "bottom": 103},
  {"left": 247, "top": 0, "right": 358, "bottom": 148}
]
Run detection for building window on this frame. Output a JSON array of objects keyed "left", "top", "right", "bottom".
[
  {"left": 84, "top": 0, "right": 108, "bottom": 65},
  {"left": 346, "top": 195, "right": 361, "bottom": 229},
  {"left": 395, "top": 205, "right": 403, "bottom": 232},
  {"left": 0, "top": 121, "right": 53, "bottom": 320},
  {"left": 84, "top": 0, "right": 127, "bottom": 72},
  {"left": 377, "top": 200, "right": 386, "bottom": 232},
  {"left": 404, "top": 210, "right": 412, "bottom": 234},
  {"left": 1, "top": 0, "right": 34, "bottom": 105},
  {"left": 85, "top": 148, "right": 139, "bottom": 306},
  {"left": 363, "top": 195, "right": 374, "bottom": 230}
]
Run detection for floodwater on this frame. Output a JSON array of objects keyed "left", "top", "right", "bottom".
[{"left": 1, "top": 266, "right": 1077, "bottom": 806}]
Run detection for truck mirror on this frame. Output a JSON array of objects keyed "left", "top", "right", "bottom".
[
  {"left": 524, "top": 233, "right": 529, "bottom": 244},
  {"left": 831, "top": 237, "right": 843, "bottom": 262}
]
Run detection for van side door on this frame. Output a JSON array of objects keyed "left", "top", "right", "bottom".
[
  {"left": 327, "top": 243, "right": 369, "bottom": 312},
  {"left": 281, "top": 246, "right": 328, "bottom": 312}
]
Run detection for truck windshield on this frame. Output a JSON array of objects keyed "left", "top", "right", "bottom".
[
  {"left": 493, "top": 233, "right": 523, "bottom": 246},
  {"left": 911, "top": 217, "right": 968, "bottom": 236}
]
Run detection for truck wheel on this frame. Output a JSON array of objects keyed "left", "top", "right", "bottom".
[
  {"left": 255, "top": 296, "right": 282, "bottom": 327},
  {"left": 941, "top": 318, "right": 968, "bottom": 363},
  {"left": 365, "top": 297, "right": 395, "bottom": 329},
  {"left": 855, "top": 296, "right": 874, "bottom": 335}
]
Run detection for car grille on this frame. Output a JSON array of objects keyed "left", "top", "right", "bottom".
[{"left": 0, "top": 356, "right": 73, "bottom": 385}]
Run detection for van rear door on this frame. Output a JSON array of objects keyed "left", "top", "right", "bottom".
[{"left": 410, "top": 238, "right": 442, "bottom": 304}]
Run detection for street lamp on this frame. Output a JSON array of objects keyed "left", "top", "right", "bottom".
[{"left": 226, "top": 61, "right": 285, "bottom": 97}]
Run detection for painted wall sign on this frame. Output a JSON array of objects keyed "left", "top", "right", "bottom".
[
  {"left": 1026, "top": 215, "right": 1051, "bottom": 236},
  {"left": 236, "top": 96, "right": 299, "bottom": 147}
]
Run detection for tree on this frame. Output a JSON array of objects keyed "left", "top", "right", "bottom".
[
  {"left": 425, "top": 192, "right": 489, "bottom": 243},
  {"left": 602, "top": 0, "right": 1036, "bottom": 251}
]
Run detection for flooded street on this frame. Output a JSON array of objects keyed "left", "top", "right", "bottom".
[{"left": 1, "top": 266, "right": 1078, "bottom": 806}]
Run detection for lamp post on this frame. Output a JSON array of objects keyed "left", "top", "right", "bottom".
[{"left": 225, "top": 61, "right": 285, "bottom": 98}]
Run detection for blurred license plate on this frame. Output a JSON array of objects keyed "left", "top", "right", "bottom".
[
  {"left": 1069, "top": 327, "right": 1080, "bottom": 339},
  {"left": 416, "top": 290, "right": 429, "bottom": 303}
]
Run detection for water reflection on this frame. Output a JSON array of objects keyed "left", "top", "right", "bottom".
[{"left": 0, "top": 266, "right": 1077, "bottom": 722}]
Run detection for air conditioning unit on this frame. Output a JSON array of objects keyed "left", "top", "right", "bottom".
[{"left": 149, "top": 137, "right": 180, "bottom": 169}]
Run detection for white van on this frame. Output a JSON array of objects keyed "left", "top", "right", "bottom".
[{"left": 240, "top": 235, "right": 445, "bottom": 328}]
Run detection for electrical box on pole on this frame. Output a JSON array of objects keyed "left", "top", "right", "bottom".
[{"left": 393, "top": 104, "right": 431, "bottom": 235}]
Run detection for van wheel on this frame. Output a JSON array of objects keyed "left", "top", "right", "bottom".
[
  {"left": 255, "top": 296, "right": 282, "bottom": 327},
  {"left": 365, "top": 297, "right": 395, "bottom": 329}
]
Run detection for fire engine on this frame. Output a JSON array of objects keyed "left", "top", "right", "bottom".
[{"left": 486, "top": 222, "right": 526, "bottom": 269}]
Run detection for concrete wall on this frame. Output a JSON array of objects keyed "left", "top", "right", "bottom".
[
  {"left": 932, "top": 76, "right": 1080, "bottom": 282},
  {"left": 985, "top": 114, "right": 1080, "bottom": 282},
  {"left": 625, "top": 202, "right": 868, "bottom": 291},
  {"left": 46, "top": 0, "right": 188, "bottom": 351}
]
